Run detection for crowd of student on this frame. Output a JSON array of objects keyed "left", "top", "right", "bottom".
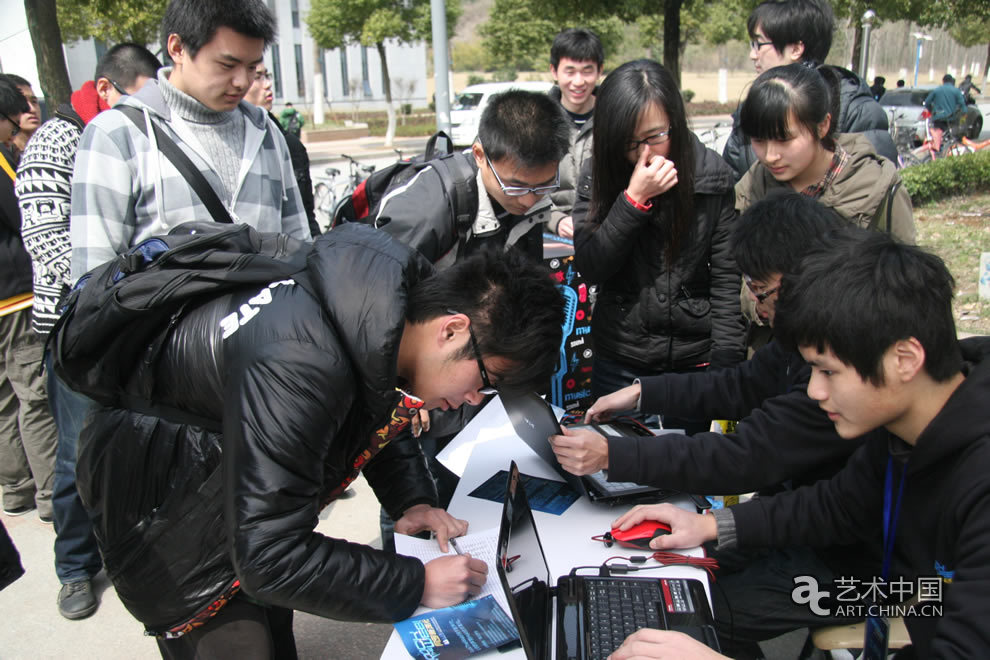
[{"left": 0, "top": 0, "right": 986, "bottom": 658}]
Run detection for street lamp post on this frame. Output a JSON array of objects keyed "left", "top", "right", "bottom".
[
  {"left": 859, "top": 10, "right": 876, "bottom": 81},
  {"left": 913, "top": 32, "right": 932, "bottom": 87}
]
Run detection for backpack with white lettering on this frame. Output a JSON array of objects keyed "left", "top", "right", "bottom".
[{"left": 49, "top": 222, "right": 309, "bottom": 427}]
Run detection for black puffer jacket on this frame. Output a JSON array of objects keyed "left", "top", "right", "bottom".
[
  {"left": 77, "top": 224, "right": 439, "bottom": 635},
  {"left": 723, "top": 65, "right": 898, "bottom": 180},
  {"left": 1, "top": 145, "right": 32, "bottom": 300},
  {"left": 573, "top": 133, "right": 745, "bottom": 372}
]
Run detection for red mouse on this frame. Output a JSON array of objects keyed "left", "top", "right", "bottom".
[{"left": 609, "top": 521, "right": 672, "bottom": 549}]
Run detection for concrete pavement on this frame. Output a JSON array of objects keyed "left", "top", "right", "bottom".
[{"left": 0, "top": 474, "right": 393, "bottom": 659}]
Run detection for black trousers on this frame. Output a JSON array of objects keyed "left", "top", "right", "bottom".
[{"left": 157, "top": 597, "right": 298, "bottom": 660}]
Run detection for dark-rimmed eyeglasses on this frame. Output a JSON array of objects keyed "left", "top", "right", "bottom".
[
  {"left": 0, "top": 113, "right": 20, "bottom": 138},
  {"left": 449, "top": 309, "right": 498, "bottom": 395},
  {"left": 106, "top": 79, "right": 129, "bottom": 96},
  {"left": 254, "top": 71, "right": 273, "bottom": 82},
  {"left": 750, "top": 39, "right": 774, "bottom": 52},
  {"left": 744, "top": 276, "right": 780, "bottom": 303},
  {"left": 484, "top": 152, "right": 559, "bottom": 197},
  {"left": 626, "top": 127, "right": 672, "bottom": 152}
]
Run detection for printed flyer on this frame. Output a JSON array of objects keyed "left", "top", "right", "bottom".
[{"left": 394, "top": 595, "right": 519, "bottom": 659}]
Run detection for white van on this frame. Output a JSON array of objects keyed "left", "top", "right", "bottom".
[{"left": 449, "top": 81, "right": 555, "bottom": 146}]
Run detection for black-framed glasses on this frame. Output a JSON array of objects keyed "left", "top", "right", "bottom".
[
  {"left": 626, "top": 127, "right": 672, "bottom": 152},
  {"left": 744, "top": 276, "right": 780, "bottom": 303},
  {"left": 449, "top": 309, "right": 498, "bottom": 395},
  {"left": 254, "top": 71, "right": 273, "bottom": 81},
  {"left": 484, "top": 152, "right": 559, "bottom": 197},
  {"left": 0, "top": 113, "right": 20, "bottom": 138},
  {"left": 107, "top": 79, "right": 128, "bottom": 96},
  {"left": 749, "top": 39, "right": 774, "bottom": 52}
]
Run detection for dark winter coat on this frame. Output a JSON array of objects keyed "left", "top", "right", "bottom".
[
  {"left": 0, "top": 145, "right": 32, "bottom": 301},
  {"left": 573, "top": 133, "right": 746, "bottom": 372},
  {"left": 723, "top": 65, "right": 898, "bottom": 180},
  {"left": 731, "top": 337, "right": 990, "bottom": 658},
  {"left": 76, "top": 224, "right": 439, "bottom": 635}
]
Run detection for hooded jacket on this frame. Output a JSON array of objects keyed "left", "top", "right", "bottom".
[
  {"left": 729, "top": 337, "right": 990, "bottom": 658},
  {"left": 735, "top": 132, "right": 915, "bottom": 244},
  {"left": 547, "top": 85, "right": 595, "bottom": 233},
  {"left": 723, "top": 65, "right": 898, "bottom": 180},
  {"left": 573, "top": 133, "right": 746, "bottom": 371},
  {"left": 76, "top": 224, "right": 439, "bottom": 635},
  {"left": 70, "top": 77, "right": 310, "bottom": 282}
]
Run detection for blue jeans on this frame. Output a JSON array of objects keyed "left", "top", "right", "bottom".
[
  {"left": 46, "top": 352, "right": 102, "bottom": 584},
  {"left": 591, "top": 355, "right": 710, "bottom": 435}
]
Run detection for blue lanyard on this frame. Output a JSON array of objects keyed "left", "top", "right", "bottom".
[{"left": 882, "top": 456, "right": 907, "bottom": 582}]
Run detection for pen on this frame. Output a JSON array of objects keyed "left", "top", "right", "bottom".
[{"left": 449, "top": 537, "right": 463, "bottom": 555}]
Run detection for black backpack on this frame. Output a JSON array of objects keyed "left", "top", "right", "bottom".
[
  {"left": 49, "top": 222, "right": 309, "bottom": 428},
  {"left": 331, "top": 131, "right": 478, "bottom": 232}
]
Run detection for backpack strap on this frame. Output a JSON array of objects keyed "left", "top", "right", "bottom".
[
  {"left": 430, "top": 153, "right": 478, "bottom": 233},
  {"left": 116, "top": 105, "right": 234, "bottom": 225},
  {"left": 868, "top": 180, "right": 901, "bottom": 234}
]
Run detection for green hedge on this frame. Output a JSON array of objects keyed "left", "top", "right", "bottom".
[{"left": 900, "top": 149, "right": 990, "bottom": 206}]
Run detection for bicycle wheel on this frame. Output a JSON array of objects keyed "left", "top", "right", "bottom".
[{"left": 945, "top": 141, "right": 973, "bottom": 157}]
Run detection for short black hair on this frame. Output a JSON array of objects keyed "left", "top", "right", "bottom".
[
  {"left": 477, "top": 90, "right": 570, "bottom": 167},
  {"left": 943, "top": 74, "right": 955, "bottom": 84},
  {"left": 896, "top": 79, "right": 905, "bottom": 87},
  {"left": 160, "top": 0, "right": 276, "bottom": 60},
  {"left": 740, "top": 63, "right": 839, "bottom": 152},
  {"left": 732, "top": 190, "right": 849, "bottom": 281},
  {"left": 0, "top": 77, "right": 29, "bottom": 116},
  {"left": 406, "top": 248, "right": 565, "bottom": 394},
  {"left": 873, "top": 76, "right": 885, "bottom": 85},
  {"left": 748, "top": 0, "right": 834, "bottom": 65},
  {"left": 775, "top": 230, "right": 963, "bottom": 385},
  {"left": 550, "top": 28, "right": 604, "bottom": 69},
  {"left": 2, "top": 73, "right": 31, "bottom": 89},
  {"left": 95, "top": 43, "right": 162, "bottom": 89}
]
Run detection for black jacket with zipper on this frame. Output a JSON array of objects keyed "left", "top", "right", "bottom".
[
  {"left": 76, "top": 224, "right": 440, "bottom": 635},
  {"left": 573, "top": 133, "right": 745, "bottom": 371}
]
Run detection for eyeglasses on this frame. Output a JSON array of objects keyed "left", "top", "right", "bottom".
[
  {"left": 254, "top": 71, "right": 273, "bottom": 81},
  {"left": 449, "top": 309, "right": 498, "bottom": 395},
  {"left": 744, "top": 276, "right": 780, "bottom": 303},
  {"left": 107, "top": 79, "right": 128, "bottom": 96},
  {"left": 626, "top": 127, "right": 672, "bottom": 152},
  {"left": 0, "top": 113, "right": 20, "bottom": 138},
  {"left": 750, "top": 39, "right": 774, "bottom": 52},
  {"left": 484, "top": 152, "right": 559, "bottom": 197}
]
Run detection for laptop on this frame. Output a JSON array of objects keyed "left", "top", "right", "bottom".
[
  {"left": 501, "top": 391, "right": 679, "bottom": 505},
  {"left": 496, "top": 461, "right": 720, "bottom": 659}
]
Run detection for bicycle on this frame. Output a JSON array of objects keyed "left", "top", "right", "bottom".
[
  {"left": 312, "top": 154, "right": 376, "bottom": 232},
  {"left": 897, "top": 111, "right": 970, "bottom": 167},
  {"left": 696, "top": 122, "right": 726, "bottom": 151}
]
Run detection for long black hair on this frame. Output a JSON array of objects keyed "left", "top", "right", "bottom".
[{"left": 589, "top": 59, "right": 695, "bottom": 261}]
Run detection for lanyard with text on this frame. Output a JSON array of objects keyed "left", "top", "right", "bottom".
[
  {"left": 864, "top": 456, "right": 908, "bottom": 660},
  {"left": 882, "top": 456, "right": 907, "bottom": 582}
]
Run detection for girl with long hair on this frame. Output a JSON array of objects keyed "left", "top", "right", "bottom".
[{"left": 573, "top": 59, "right": 745, "bottom": 432}]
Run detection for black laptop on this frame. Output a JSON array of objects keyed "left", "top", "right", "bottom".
[
  {"left": 496, "top": 461, "right": 720, "bottom": 659},
  {"left": 501, "top": 391, "right": 677, "bottom": 504}
]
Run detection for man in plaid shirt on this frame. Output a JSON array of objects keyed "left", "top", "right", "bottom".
[{"left": 70, "top": 0, "right": 310, "bottom": 283}]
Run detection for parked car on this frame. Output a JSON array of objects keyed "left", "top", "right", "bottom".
[
  {"left": 449, "top": 81, "right": 555, "bottom": 146},
  {"left": 881, "top": 85, "right": 984, "bottom": 149}
]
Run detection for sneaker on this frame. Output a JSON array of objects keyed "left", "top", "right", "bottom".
[
  {"left": 2, "top": 504, "right": 35, "bottom": 516},
  {"left": 39, "top": 513, "right": 53, "bottom": 524},
  {"left": 58, "top": 580, "right": 98, "bottom": 620}
]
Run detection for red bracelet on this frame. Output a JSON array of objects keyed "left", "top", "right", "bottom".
[{"left": 624, "top": 190, "right": 653, "bottom": 211}]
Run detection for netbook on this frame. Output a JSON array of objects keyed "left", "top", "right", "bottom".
[
  {"left": 496, "top": 461, "right": 720, "bottom": 659},
  {"left": 501, "top": 391, "right": 675, "bottom": 504}
]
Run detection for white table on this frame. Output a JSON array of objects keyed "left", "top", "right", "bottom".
[{"left": 381, "top": 397, "right": 712, "bottom": 659}]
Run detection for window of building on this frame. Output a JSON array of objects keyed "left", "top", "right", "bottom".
[
  {"left": 290, "top": 0, "right": 300, "bottom": 28},
  {"left": 271, "top": 45, "right": 283, "bottom": 99},
  {"left": 340, "top": 49, "right": 350, "bottom": 98},
  {"left": 360, "top": 46, "right": 372, "bottom": 98},
  {"left": 294, "top": 43, "right": 305, "bottom": 98}
]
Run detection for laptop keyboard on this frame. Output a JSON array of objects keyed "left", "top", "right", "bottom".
[
  {"left": 586, "top": 470, "right": 645, "bottom": 495},
  {"left": 586, "top": 578, "right": 662, "bottom": 659}
]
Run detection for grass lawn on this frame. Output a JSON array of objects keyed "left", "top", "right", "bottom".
[{"left": 914, "top": 192, "right": 990, "bottom": 336}]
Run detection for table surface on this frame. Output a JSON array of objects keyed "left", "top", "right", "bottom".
[{"left": 381, "top": 396, "right": 712, "bottom": 659}]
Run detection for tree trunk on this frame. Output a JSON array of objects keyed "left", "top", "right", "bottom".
[
  {"left": 377, "top": 41, "right": 395, "bottom": 148},
  {"left": 24, "top": 0, "right": 72, "bottom": 108},
  {"left": 663, "top": 0, "right": 683, "bottom": 88},
  {"left": 985, "top": 42, "right": 990, "bottom": 82}
]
